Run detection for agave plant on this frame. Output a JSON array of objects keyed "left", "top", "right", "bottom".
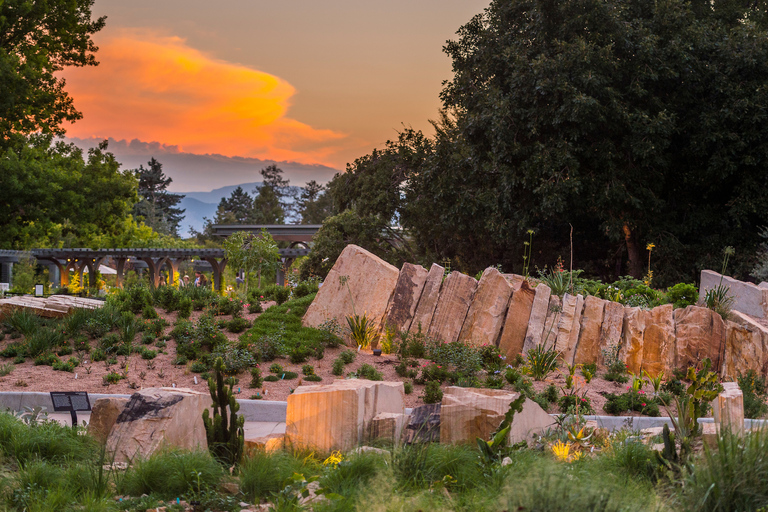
[{"left": 346, "top": 313, "right": 377, "bottom": 349}]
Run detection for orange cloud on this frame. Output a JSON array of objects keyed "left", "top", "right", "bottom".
[{"left": 59, "top": 31, "right": 346, "bottom": 164}]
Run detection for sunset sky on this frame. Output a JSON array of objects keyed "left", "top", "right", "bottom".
[{"left": 60, "top": 0, "right": 490, "bottom": 191}]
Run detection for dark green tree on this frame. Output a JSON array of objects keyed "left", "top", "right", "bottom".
[
  {"left": 298, "top": 180, "right": 335, "bottom": 224},
  {"left": 214, "top": 186, "right": 255, "bottom": 224},
  {"left": 132, "top": 158, "right": 185, "bottom": 236},
  {"left": 0, "top": 0, "right": 105, "bottom": 145},
  {"left": 253, "top": 164, "right": 293, "bottom": 223}
]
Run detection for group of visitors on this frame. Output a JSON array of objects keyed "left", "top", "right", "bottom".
[{"left": 157, "top": 271, "right": 208, "bottom": 288}]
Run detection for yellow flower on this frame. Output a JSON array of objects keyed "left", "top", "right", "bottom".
[
  {"left": 646, "top": 243, "right": 655, "bottom": 251},
  {"left": 571, "top": 450, "right": 584, "bottom": 462},
  {"left": 551, "top": 440, "right": 571, "bottom": 462},
  {"left": 323, "top": 450, "right": 343, "bottom": 467}
]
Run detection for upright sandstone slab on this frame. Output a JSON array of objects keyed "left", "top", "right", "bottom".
[
  {"left": 428, "top": 271, "right": 477, "bottom": 344},
  {"left": 540, "top": 294, "right": 562, "bottom": 349},
  {"left": 522, "top": 284, "right": 552, "bottom": 353},
  {"left": 675, "top": 305, "right": 726, "bottom": 371},
  {"left": 498, "top": 280, "right": 536, "bottom": 358},
  {"left": 723, "top": 311, "right": 768, "bottom": 378},
  {"left": 574, "top": 296, "right": 606, "bottom": 365},
  {"left": 619, "top": 307, "right": 646, "bottom": 374},
  {"left": 383, "top": 263, "right": 429, "bottom": 333},
  {"left": 599, "top": 301, "right": 625, "bottom": 367},
  {"left": 106, "top": 388, "right": 208, "bottom": 463},
  {"left": 700, "top": 269, "right": 768, "bottom": 319},
  {"left": 559, "top": 294, "right": 585, "bottom": 365},
  {"left": 303, "top": 245, "right": 400, "bottom": 330},
  {"left": 409, "top": 263, "right": 444, "bottom": 334},
  {"left": 713, "top": 382, "right": 744, "bottom": 434},
  {"left": 88, "top": 397, "right": 129, "bottom": 444},
  {"left": 440, "top": 387, "right": 554, "bottom": 446},
  {"left": 286, "top": 379, "right": 405, "bottom": 452},
  {"left": 458, "top": 268, "right": 513, "bottom": 347},
  {"left": 641, "top": 304, "right": 676, "bottom": 377}
]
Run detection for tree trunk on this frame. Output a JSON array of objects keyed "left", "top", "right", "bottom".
[
  {"left": 623, "top": 223, "right": 643, "bottom": 278},
  {"left": 257, "top": 269, "right": 262, "bottom": 289}
]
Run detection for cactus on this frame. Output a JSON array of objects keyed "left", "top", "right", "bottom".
[{"left": 202, "top": 357, "right": 244, "bottom": 465}]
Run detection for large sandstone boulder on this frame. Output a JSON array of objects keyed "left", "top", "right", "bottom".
[
  {"left": 674, "top": 306, "right": 726, "bottom": 370},
  {"left": 409, "top": 263, "right": 444, "bottom": 334},
  {"left": 641, "top": 304, "right": 676, "bottom": 377},
  {"left": 598, "top": 301, "right": 625, "bottom": 367},
  {"left": 403, "top": 403, "right": 441, "bottom": 444},
  {"left": 105, "top": 388, "right": 209, "bottom": 462},
  {"left": 428, "top": 271, "right": 477, "bottom": 344},
  {"left": 498, "top": 280, "right": 536, "bottom": 359},
  {"left": 303, "top": 245, "right": 400, "bottom": 330},
  {"left": 574, "top": 296, "right": 606, "bottom": 365},
  {"left": 714, "top": 382, "right": 744, "bottom": 432},
  {"left": 458, "top": 268, "right": 513, "bottom": 347},
  {"left": 382, "top": 263, "right": 429, "bottom": 333},
  {"left": 440, "top": 387, "right": 554, "bottom": 446},
  {"left": 88, "top": 397, "right": 129, "bottom": 443},
  {"left": 556, "top": 294, "right": 585, "bottom": 365},
  {"left": 285, "top": 379, "right": 405, "bottom": 452},
  {"left": 723, "top": 311, "right": 768, "bottom": 379},
  {"left": 368, "top": 412, "right": 408, "bottom": 445},
  {"left": 619, "top": 307, "right": 646, "bottom": 374},
  {"left": 522, "top": 284, "right": 552, "bottom": 354}
]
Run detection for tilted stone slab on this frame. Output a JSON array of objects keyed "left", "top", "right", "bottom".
[
  {"left": 619, "top": 307, "right": 646, "bottom": 374},
  {"left": 428, "top": 271, "right": 477, "bottom": 344},
  {"left": 285, "top": 379, "right": 404, "bottom": 452},
  {"left": 522, "top": 283, "right": 552, "bottom": 354},
  {"left": 369, "top": 412, "right": 408, "bottom": 445},
  {"left": 540, "top": 294, "right": 561, "bottom": 350},
  {"left": 723, "top": 311, "right": 768, "bottom": 379},
  {"left": 458, "top": 267, "right": 513, "bottom": 347},
  {"left": 598, "top": 301, "right": 625, "bottom": 367},
  {"left": 674, "top": 305, "right": 726, "bottom": 371},
  {"left": 641, "top": 304, "right": 675, "bottom": 377},
  {"left": 106, "top": 388, "right": 209, "bottom": 462},
  {"left": 700, "top": 269, "right": 768, "bottom": 319},
  {"left": 88, "top": 397, "right": 129, "bottom": 444},
  {"left": 303, "top": 244, "right": 400, "bottom": 330},
  {"left": 574, "top": 296, "right": 606, "bottom": 365},
  {"left": 440, "top": 387, "right": 554, "bottom": 446},
  {"left": 409, "top": 263, "right": 444, "bottom": 335},
  {"left": 499, "top": 280, "right": 536, "bottom": 359},
  {"left": 558, "top": 294, "right": 584, "bottom": 365},
  {"left": 383, "top": 263, "right": 429, "bottom": 333}
]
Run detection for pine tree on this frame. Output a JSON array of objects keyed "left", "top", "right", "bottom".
[{"left": 132, "top": 158, "right": 185, "bottom": 236}]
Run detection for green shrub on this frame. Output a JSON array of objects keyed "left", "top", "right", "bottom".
[
  {"left": 25, "top": 328, "right": 65, "bottom": 358},
  {"left": 119, "top": 449, "right": 224, "bottom": 498},
  {"left": 397, "top": 328, "right": 428, "bottom": 359},
  {"left": 262, "top": 284, "right": 290, "bottom": 305},
  {"left": 279, "top": 371, "right": 298, "bottom": 380},
  {"left": 3, "top": 308, "right": 40, "bottom": 337},
  {"left": 140, "top": 347, "right": 157, "bottom": 360},
  {"left": 358, "top": 363, "right": 383, "bottom": 381},
  {"left": 269, "top": 363, "right": 283, "bottom": 374},
  {"left": 738, "top": 370, "right": 768, "bottom": 419},
  {"left": 422, "top": 381, "right": 443, "bottom": 404},
  {"left": 249, "top": 367, "right": 263, "bottom": 388},
  {"left": 190, "top": 362, "right": 208, "bottom": 373},
  {"left": 145, "top": 318, "right": 168, "bottom": 337},
  {"left": 558, "top": 393, "right": 595, "bottom": 414},
  {"left": 404, "top": 382, "right": 413, "bottom": 394},
  {"left": 239, "top": 451, "right": 317, "bottom": 502},
  {"left": 301, "top": 364, "right": 315, "bottom": 376},
  {"left": 99, "top": 332, "right": 121, "bottom": 353},
  {"left": 102, "top": 372, "right": 124, "bottom": 385},
  {"left": 305, "top": 375, "right": 322, "bottom": 382},
  {"left": 288, "top": 343, "right": 312, "bottom": 364},
  {"left": 34, "top": 353, "right": 59, "bottom": 366},
  {"left": 263, "top": 375, "right": 279, "bottom": 382},
  {"left": 340, "top": 349, "right": 356, "bottom": 364},
  {"left": 142, "top": 304, "right": 158, "bottom": 319},
  {"left": 55, "top": 344, "right": 72, "bottom": 356},
  {"left": 415, "top": 363, "right": 449, "bottom": 384},
  {"left": 293, "top": 280, "right": 319, "bottom": 298},
  {"left": 667, "top": 282, "right": 699, "bottom": 309},
  {"left": 226, "top": 317, "right": 250, "bottom": 333},
  {"left": 177, "top": 296, "right": 192, "bottom": 319},
  {"left": 52, "top": 358, "right": 78, "bottom": 372},
  {"left": 141, "top": 332, "right": 155, "bottom": 345},
  {"left": 247, "top": 301, "right": 263, "bottom": 314},
  {"left": 211, "top": 343, "right": 256, "bottom": 374},
  {"left": 90, "top": 348, "right": 107, "bottom": 362},
  {"left": 332, "top": 358, "right": 345, "bottom": 376},
  {"left": 0, "top": 343, "right": 22, "bottom": 358}
]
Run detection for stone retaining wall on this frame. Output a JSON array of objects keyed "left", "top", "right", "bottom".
[{"left": 304, "top": 245, "right": 767, "bottom": 378}]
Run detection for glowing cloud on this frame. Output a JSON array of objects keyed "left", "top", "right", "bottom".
[{"left": 60, "top": 31, "right": 346, "bottom": 164}]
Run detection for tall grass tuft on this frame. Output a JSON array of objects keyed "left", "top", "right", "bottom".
[
  {"left": 392, "top": 443, "right": 487, "bottom": 492},
  {"left": 674, "top": 427, "right": 768, "bottom": 511},
  {"left": 118, "top": 449, "right": 224, "bottom": 498},
  {"left": 24, "top": 327, "right": 65, "bottom": 358},
  {"left": 0, "top": 412, "right": 97, "bottom": 464},
  {"left": 239, "top": 450, "right": 318, "bottom": 502},
  {"left": 3, "top": 308, "right": 41, "bottom": 337}
]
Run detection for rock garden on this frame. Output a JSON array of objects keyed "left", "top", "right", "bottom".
[{"left": 0, "top": 245, "right": 766, "bottom": 511}]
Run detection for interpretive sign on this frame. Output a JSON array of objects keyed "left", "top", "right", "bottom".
[{"left": 50, "top": 391, "right": 91, "bottom": 426}]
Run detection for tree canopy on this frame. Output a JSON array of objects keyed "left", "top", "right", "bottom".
[
  {"left": 0, "top": 0, "right": 105, "bottom": 145},
  {"left": 132, "top": 158, "right": 185, "bottom": 237},
  {"left": 324, "top": 0, "right": 768, "bottom": 285}
]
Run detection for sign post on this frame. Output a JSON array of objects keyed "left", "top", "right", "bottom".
[{"left": 49, "top": 391, "right": 91, "bottom": 427}]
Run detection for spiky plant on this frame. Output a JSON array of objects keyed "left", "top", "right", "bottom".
[{"left": 202, "top": 357, "right": 244, "bottom": 466}]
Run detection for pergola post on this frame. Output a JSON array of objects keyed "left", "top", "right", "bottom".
[{"left": 203, "top": 257, "right": 228, "bottom": 292}]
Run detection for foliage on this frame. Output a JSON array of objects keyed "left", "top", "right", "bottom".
[
  {"left": 339, "top": 349, "right": 357, "bottom": 365},
  {"left": 704, "top": 284, "right": 735, "bottom": 320},
  {"left": 737, "top": 370, "right": 768, "bottom": 420},
  {"left": 226, "top": 317, "right": 250, "bottom": 334},
  {"left": 356, "top": 363, "right": 383, "bottom": 381},
  {"left": 346, "top": 313, "right": 377, "bottom": 349},
  {"left": 604, "top": 390, "right": 660, "bottom": 417},
  {"left": 526, "top": 344, "right": 559, "bottom": 381},
  {"left": 248, "top": 367, "right": 263, "bottom": 388},
  {"left": 477, "top": 395, "right": 526, "bottom": 465},
  {"left": 666, "top": 283, "right": 699, "bottom": 309},
  {"left": 681, "top": 358, "right": 723, "bottom": 437},
  {"left": 421, "top": 381, "right": 443, "bottom": 404},
  {"left": 202, "top": 357, "right": 245, "bottom": 466},
  {"left": 118, "top": 449, "right": 224, "bottom": 499},
  {"left": 224, "top": 229, "right": 281, "bottom": 292},
  {"left": 211, "top": 343, "right": 255, "bottom": 374},
  {"left": 131, "top": 158, "right": 185, "bottom": 236},
  {"left": 602, "top": 344, "right": 629, "bottom": 383}
]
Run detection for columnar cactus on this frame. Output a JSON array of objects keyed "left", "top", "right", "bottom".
[{"left": 202, "top": 357, "right": 244, "bottom": 465}]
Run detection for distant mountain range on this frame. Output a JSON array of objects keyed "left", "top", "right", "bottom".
[{"left": 176, "top": 182, "right": 302, "bottom": 235}]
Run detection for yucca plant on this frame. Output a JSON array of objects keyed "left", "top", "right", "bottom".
[
  {"left": 527, "top": 344, "right": 560, "bottom": 380},
  {"left": 346, "top": 313, "right": 377, "bottom": 349}
]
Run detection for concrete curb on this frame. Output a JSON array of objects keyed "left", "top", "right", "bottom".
[{"left": 2, "top": 392, "right": 766, "bottom": 429}]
